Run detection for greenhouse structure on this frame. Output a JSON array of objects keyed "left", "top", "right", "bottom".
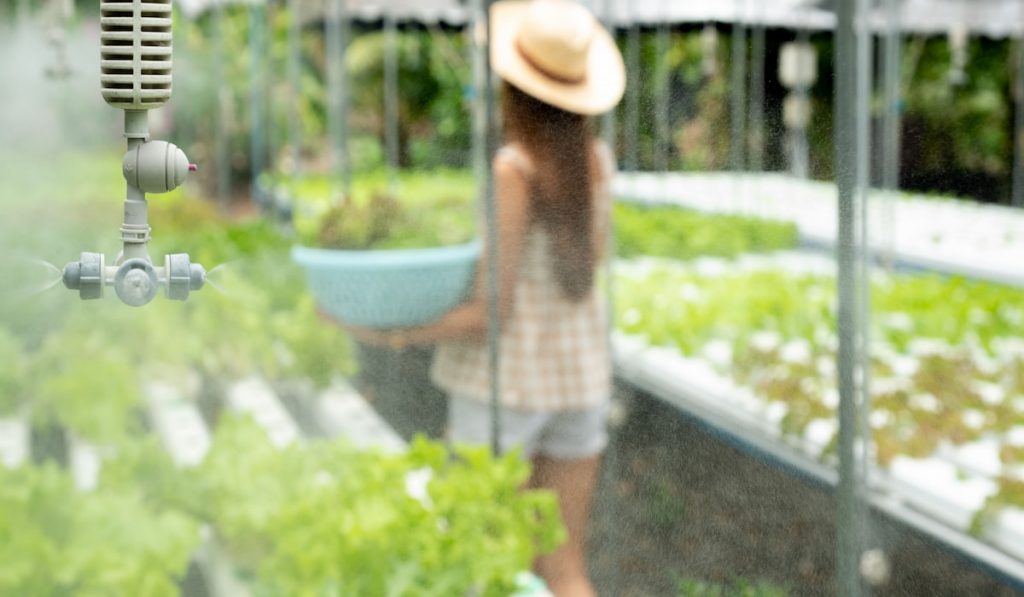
[{"left": 2, "top": 0, "right": 1024, "bottom": 595}]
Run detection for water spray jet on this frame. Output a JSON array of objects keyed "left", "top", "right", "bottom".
[{"left": 61, "top": 0, "right": 207, "bottom": 307}]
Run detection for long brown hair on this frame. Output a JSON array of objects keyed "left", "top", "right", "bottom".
[{"left": 501, "top": 83, "right": 595, "bottom": 301}]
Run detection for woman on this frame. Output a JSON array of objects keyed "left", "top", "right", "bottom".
[{"left": 349, "top": 2, "right": 624, "bottom": 595}]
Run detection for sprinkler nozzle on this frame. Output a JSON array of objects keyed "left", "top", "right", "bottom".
[{"left": 62, "top": 252, "right": 207, "bottom": 306}]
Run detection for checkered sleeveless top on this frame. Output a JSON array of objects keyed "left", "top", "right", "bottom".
[{"left": 430, "top": 142, "right": 615, "bottom": 412}]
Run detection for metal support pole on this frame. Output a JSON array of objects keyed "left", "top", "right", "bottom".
[
  {"left": 213, "top": 2, "right": 231, "bottom": 211},
  {"left": 471, "top": 7, "right": 486, "bottom": 189},
  {"left": 729, "top": 6, "right": 748, "bottom": 176},
  {"left": 655, "top": 19, "right": 671, "bottom": 172},
  {"left": 287, "top": 0, "right": 301, "bottom": 174},
  {"left": 384, "top": 11, "right": 401, "bottom": 195},
  {"left": 748, "top": 22, "right": 766, "bottom": 173},
  {"left": 881, "top": 2, "right": 902, "bottom": 192},
  {"left": 249, "top": 2, "right": 266, "bottom": 196},
  {"left": 625, "top": 22, "right": 641, "bottom": 171},
  {"left": 326, "top": 0, "right": 351, "bottom": 199},
  {"left": 855, "top": 0, "right": 876, "bottom": 581},
  {"left": 475, "top": 0, "right": 502, "bottom": 456},
  {"left": 880, "top": 0, "right": 902, "bottom": 263},
  {"left": 835, "top": 0, "right": 868, "bottom": 594},
  {"left": 1013, "top": 36, "right": 1024, "bottom": 207}
]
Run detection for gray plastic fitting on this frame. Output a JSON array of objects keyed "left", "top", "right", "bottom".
[
  {"left": 62, "top": 252, "right": 105, "bottom": 300},
  {"left": 123, "top": 141, "right": 191, "bottom": 194},
  {"left": 113, "top": 258, "right": 159, "bottom": 307},
  {"left": 165, "top": 253, "right": 206, "bottom": 301}
]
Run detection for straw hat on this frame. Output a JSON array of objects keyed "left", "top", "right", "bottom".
[{"left": 491, "top": 0, "right": 625, "bottom": 116}]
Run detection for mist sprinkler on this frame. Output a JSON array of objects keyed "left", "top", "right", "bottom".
[{"left": 62, "top": 0, "right": 207, "bottom": 307}]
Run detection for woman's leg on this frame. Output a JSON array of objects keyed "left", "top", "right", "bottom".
[{"left": 530, "top": 453, "right": 601, "bottom": 597}]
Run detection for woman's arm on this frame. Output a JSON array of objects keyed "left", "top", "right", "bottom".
[{"left": 348, "top": 155, "right": 531, "bottom": 348}]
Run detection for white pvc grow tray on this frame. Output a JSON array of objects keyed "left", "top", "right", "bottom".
[
  {"left": 614, "top": 171, "right": 1024, "bottom": 287},
  {"left": 0, "top": 416, "right": 29, "bottom": 469},
  {"left": 612, "top": 331, "right": 1024, "bottom": 579}
]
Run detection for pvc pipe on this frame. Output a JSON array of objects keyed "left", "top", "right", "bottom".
[{"left": 122, "top": 110, "right": 150, "bottom": 262}]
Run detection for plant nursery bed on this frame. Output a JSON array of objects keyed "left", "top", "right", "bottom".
[
  {"left": 589, "top": 386, "right": 1024, "bottom": 596},
  {"left": 615, "top": 171, "right": 1024, "bottom": 287},
  {"left": 148, "top": 375, "right": 556, "bottom": 597},
  {"left": 611, "top": 251, "right": 1024, "bottom": 586},
  {"left": 611, "top": 332, "right": 1024, "bottom": 585}
]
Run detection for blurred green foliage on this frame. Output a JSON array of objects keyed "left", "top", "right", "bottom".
[
  {"left": 0, "top": 463, "right": 200, "bottom": 597},
  {"left": 176, "top": 415, "right": 565, "bottom": 596},
  {"left": 614, "top": 202, "right": 799, "bottom": 260}
]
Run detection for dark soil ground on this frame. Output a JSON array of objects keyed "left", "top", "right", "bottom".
[{"left": 358, "top": 346, "right": 1024, "bottom": 597}]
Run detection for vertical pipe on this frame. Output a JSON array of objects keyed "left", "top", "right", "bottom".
[
  {"left": 625, "top": 21, "right": 641, "bottom": 171},
  {"left": 600, "top": 0, "right": 617, "bottom": 154},
  {"left": 1013, "top": 36, "right": 1024, "bottom": 207},
  {"left": 880, "top": 0, "right": 902, "bottom": 263},
  {"left": 249, "top": 2, "right": 266, "bottom": 197},
  {"left": 265, "top": 4, "right": 277, "bottom": 182},
  {"left": 477, "top": 0, "right": 502, "bottom": 456},
  {"left": 855, "top": 0, "right": 875, "bottom": 572},
  {"left": 471, "top": 1, "right": 487, "bottom": 193},
  {"left": 600, "top": 0, "right": 619, "bottom": 361},
  {"left": 881, "top": 1, "right": 902, "bottom": 191},
  {"left": 835, "top": 0, "right": 866, "bottom": 594},
  {"left": 287, "top": 0, "right": 301, "bottom": 175},
  {"left": 729, "top": 1, "right": 748, "bottom": 177},
  {"left": 748, "top": 19, "right": 766, "bottom": 173},
  {"left": 122, "top": 110, "right": 150, "bottom": 262},
  {"left": 793, "top": 28, "right": 811, "bottom": 180},
  {"left": 654, "top": 18, "right": 671, "bottom": 172},
  {"left": 326, "top": 0, "right": 350, "bottom": 199},
  {"left": 213, "top": 3, "right": 231, "bottom": 211},
  {"left": 384, "top": 11, "right": 400, "bottom": 195}
]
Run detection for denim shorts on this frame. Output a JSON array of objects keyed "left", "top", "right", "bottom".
[{"left": 447, "top": 397, "right": 609, "bottom": 460}]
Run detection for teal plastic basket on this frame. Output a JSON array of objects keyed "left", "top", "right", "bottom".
[{"left": 291, "top": 241, "right": 481, "bottom": 328}]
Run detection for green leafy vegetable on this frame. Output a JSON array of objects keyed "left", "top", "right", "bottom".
[{"left": 0, "top": 463, "right": 200, "bottom": 597}]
